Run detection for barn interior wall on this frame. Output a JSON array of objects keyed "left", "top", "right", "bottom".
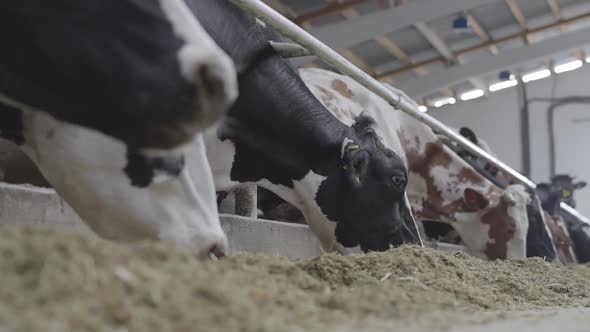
[{"left": 431, "top": 65, "right": 590, "bottom": 216}]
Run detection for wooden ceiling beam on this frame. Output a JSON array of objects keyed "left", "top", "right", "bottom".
[
  {"left": 547, "top": 0, "right": 568, "bottom": 33},
  {"left": 505, "top": 0, "right": 531, "bottom": 44},
  {"left": 414, "top": 21, "right": 457, "bottom": 63},
  {"left": 376, "top": 11, "right": 590, "bottom": 79},
  {"left": 467, "top": 14, "right": 499, "bottom": 55}
]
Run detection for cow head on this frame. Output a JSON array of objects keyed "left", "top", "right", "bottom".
[
  {"left": 550, "top": 174, "right": 586, "bottom": 208},
  {"left": 0, "top": 0, "right": 238, "bottom": 150},
  {"left": 317, "top": 115, "right": 419, "bottom": 252},
  {"left": 536, "top": 182, "right": 563, "bottom": 215},
  {"left": 2, "top": 104, "right": 228, "bottom": 259},
  {"left": 401, "top": 133, "right": 531, "bottom": 260}
]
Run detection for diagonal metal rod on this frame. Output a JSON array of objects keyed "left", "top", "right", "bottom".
[
  {"left": 230, "top": 0, "right": 589, "bottom": 226},
  {"left": 269, "top": 41, "right": 311, "bottom": 58}
]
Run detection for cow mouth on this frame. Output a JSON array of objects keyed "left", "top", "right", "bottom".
[
  {"left": 335, "top": 222, "right": 404, "bottom": 253},
  {"left": 334, "top": 205, "right": 420, "bottom": 252}
]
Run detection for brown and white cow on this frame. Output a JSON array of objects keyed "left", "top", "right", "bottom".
[{"left": 301, "top": 68, "right": 531, "bottom": 260}]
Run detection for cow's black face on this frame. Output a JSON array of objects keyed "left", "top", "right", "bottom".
[
  {"left": 551, "top": 174, "right": 586, "bottom": 208},
  {"left": 316, "top": 115, "right": 418, "bottom": 252}
]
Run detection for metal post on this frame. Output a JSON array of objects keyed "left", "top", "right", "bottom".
[{"left": 230, "top": 0, "right": 589, "bottom": 225}]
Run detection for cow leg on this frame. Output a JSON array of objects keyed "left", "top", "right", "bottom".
[
  {"left": 218, "top": 190, "right": 235, "bottom": 214},
  {"left": 233, "top": 184, "right": 257, "bottom": 218}
]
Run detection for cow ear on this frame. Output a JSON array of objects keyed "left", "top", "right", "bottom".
[
  {"left": 463, "top": 188, "right": 489, "bottom": 209},
  {"left": 459, "top": 127, "right": 478, "bottom": 144},
  {"left": 342, "top": 142, "right": 369, "bottom": 187},
  {"left": 574, "top": 181, "right": 587, "bottom": 190}
]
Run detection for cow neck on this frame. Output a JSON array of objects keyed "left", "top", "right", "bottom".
[
  {"left": 226, "top": 56, "right": 348, "bottom": 172},
  {"left": 191, "top": 0, "right": 347, "bottom": 158}
]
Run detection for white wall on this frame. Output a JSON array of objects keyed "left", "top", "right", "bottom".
[{"left": 431, "top": 65, "right": 590, "bottom": 216}]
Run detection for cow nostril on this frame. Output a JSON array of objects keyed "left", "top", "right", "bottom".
[
  {"left": 196, "top": 64, "right": 225, "bottom": 98},
  {"left": 207, "top": 244, "right": 227, "bottom": 261}
]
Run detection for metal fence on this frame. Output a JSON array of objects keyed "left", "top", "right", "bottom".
[{"left": 230, "top": 0, "right": 590, "bottom": 226}]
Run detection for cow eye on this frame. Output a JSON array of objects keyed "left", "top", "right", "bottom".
[{"left": 392, "top": 175, "right": 406, "bottom": 187}]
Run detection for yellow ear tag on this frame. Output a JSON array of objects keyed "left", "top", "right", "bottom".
[
  {"left": 562, "top": 190, "right": 571, "bottom": 198},
  {"left": 347, "top": 145, "right": 360, "bottom": 152}
]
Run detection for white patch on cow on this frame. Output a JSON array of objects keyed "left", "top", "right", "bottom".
[
  {"left": 17, "top": 107, "right": 226, "bottom": 258},
  {"left": 158, "top": 0, "right": 237, "bottom": 108},
  {"left": 504, "top": 185, "right": 530, "bottom": 259},
  {"left": 205, "top": 132, "right": 348, "bottom": 253},
  {"left": 204, "top": 132, "right": 302, "bottom": 212},
  {"left": 341, "top": 137, "right": 354, "bottom": 158},
  {"left": 292, "top": 171, "right": 348, "bottom": 253},
  {"left": 406, "top": 172, "right": 427, "bottom": 201},
  {"left": 452, "top": 212, "right": 491, "bottom": 260},
  {"left": 204, "top": 133, "right": 239, "bottom": 190},
  {"left": 429, "top": 165, "right": 461, "bottom": 205}
]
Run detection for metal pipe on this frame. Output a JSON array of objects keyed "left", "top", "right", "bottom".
[
  {"left": 517, "top": 76, "right": 531, "bottom": 177},
  {"left": 561, "top": 202, "right": 590, "bottom": 225},
  {"left": 230, "top": 0, "right": 590, "bottom": 225},
  {"left": 232, "top": 0, "right": 536, "bottom": 189}
]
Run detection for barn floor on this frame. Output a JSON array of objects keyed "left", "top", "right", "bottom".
[{"left": 0, "top": 226, "right": 589, "bottom": 332}]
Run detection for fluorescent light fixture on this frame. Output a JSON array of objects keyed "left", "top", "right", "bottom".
[
  {"left": 522, "top": 69, "right": 551, "bottom": 83},
  {"left": 554, "top": 59, "right": 583, "bottom": 74},
  {"left": 433, "top": 97, "right": 456, "bottom": 108},
  {"left": 460, "top": 89, "right": 485, "bottom": 101},
  {"left": 418, "top": 105, "right": 428, "bottom": 112},
  {"left": 489, "top": 79, "right": 518, "bottom": 92},
  {"left": 586, "top": 56, "right": 590, "bottom": 63}
]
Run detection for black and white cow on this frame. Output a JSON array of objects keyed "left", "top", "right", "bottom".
[
  {"left": 0, "top": 0, "right": 239, "bottom": 258},
  {"left": 191, "top": 0, "right": 420, "bottom": 253},
  {"left": 0, "top": 0, "right": 238, "bottom": 150}
]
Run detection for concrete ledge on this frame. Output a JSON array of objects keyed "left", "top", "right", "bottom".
[
  {"left": 0, "top": 182, "right": 323, "bottom": 259},
  {"left": 220, "top": 214, "right": 323, "bottom": 260},
  {"left": 0, "top": 183, "right": 466, "bottom": 260},
  {"left": 0, "top": 183, "right": 91, "bottom": 233}
]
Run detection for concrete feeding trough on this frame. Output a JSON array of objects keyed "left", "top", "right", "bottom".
[
  {"left": 0, "top": 182, "right": 466, "bottom": 260},
  {"left": 0, "top": 182, "right": 326, "bottom": 260}
]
